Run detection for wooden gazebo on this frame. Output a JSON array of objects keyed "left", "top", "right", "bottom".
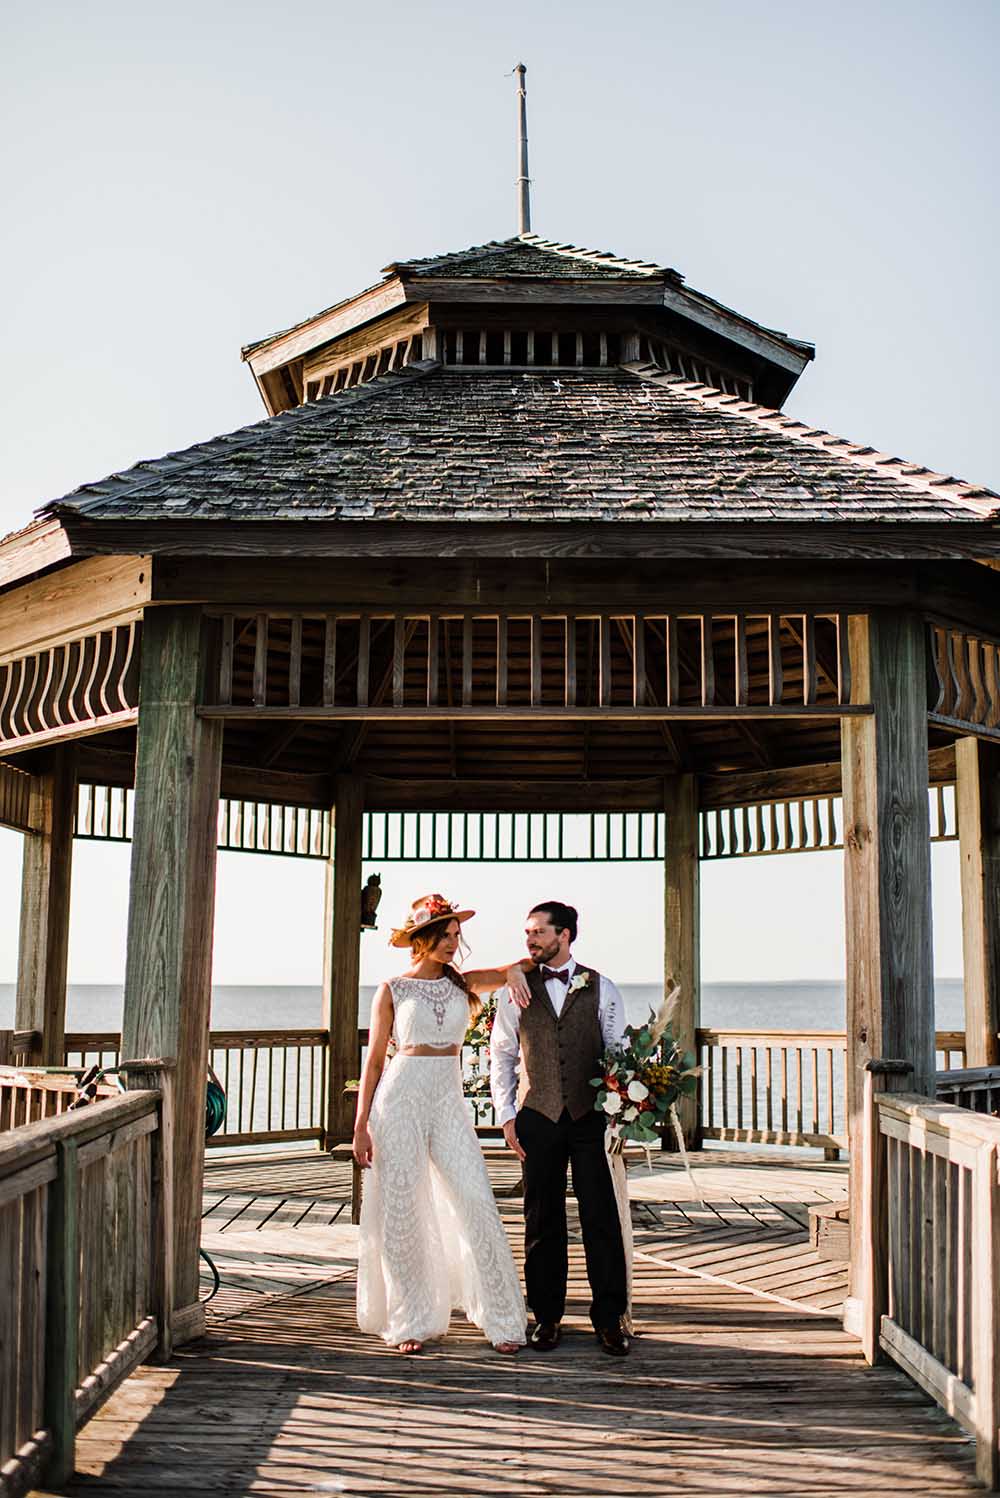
[{"left": 3, "top": 227, "right": 1000, "bottom": 1359}]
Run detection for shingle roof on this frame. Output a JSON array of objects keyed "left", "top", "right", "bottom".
[
  {"left": 42, "top": 363, "right": 998, "bottom": 526},
  {"left": 383, "top": 234, "right": 679, "bottom": 282}
]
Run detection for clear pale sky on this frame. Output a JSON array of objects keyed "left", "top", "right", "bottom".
[{"left": 0, "top": 1, "right": 994, "bottom": 987}]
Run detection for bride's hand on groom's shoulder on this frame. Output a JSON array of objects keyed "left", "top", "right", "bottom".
[{"left": 505, "top": 965, "right": 531, "bottom": 1008}]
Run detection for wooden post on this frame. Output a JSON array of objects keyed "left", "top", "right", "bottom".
[
  {"left": 121, "top": 607, "right": 222, "bottom": 1332},
  {"left": 119, "top": 1060, "right": 176, "bottom": 1360},
  {"left": 841, "top": 611, "right": 935, "bottom": 1316},
  {"left": 322, "top": 775, "right": 364, "bottom": 1146},
  {"left": 971, "top": 1140, "right": 1000, "bottom": 1489},
  {"left": 43, "top": 1137, "right": 79, "bottom": 1487},
  {"left": 15, "top": 746, "right": 76, "bottom": 1065},
  {"left": 956, "top": 736, "right": 1000, "bottom": 1067},
  {"left": 859, "top": 1059, "right": 912, "bottom": 1365},
  {"left": 663, "top": 774, "right": 700, "bottom": 1148}
]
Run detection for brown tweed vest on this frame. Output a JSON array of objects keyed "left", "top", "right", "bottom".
[{"left": 516, "top": 962, "right": 604, "bottom": 1122}]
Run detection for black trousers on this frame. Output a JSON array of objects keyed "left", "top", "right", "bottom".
[{"left": 515, "top": 1104, "right": 628, "bottom": 1330}]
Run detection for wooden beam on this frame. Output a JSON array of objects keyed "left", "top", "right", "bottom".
[
  {"left": 15, "top": 745, "right": 76, "bottom": 1065},
  {"left": 246, "top": 280, "right": 410, "bottom": 376},
  {"left": 151, "top": 555, "right": 922, "bottom": 612},
  {"left": 198, "top": 704, "right": 868, "bottom": 723},
  {"left": 956, "top": 737, "right": 1000, "bottom": 1066},
  {"left": 121, "top": 607, "right": 223, "bottom": 1319},
  {"left": 64, "top": 517, "right": 1000, "bottom": 565},
  {"left": 698, "top": 743, "right": 957, "bottom": 810},
  {"left": 0, "top": 519, "right": 73, "bottom": 591},
  {"left": 362, "top": 776, "right": 665, "bottom": 811},
  {"left": 841, "top": 610, "right": 935, "bottom": 1311},
  {"left": 0, "top": 554, "right": 151, "bottom": 666},
  {"left": 663, "top": 775, "right": 700, "bottom": 1148},
  {"left": 322, "top": 775, "right": 364, "bottom": 1144}
]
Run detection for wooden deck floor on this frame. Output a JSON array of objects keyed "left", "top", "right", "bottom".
[{"left": 37, "top": 1149, "right": 979, "bottom": 1496}]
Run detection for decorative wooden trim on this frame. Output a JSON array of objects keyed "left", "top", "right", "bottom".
[
  {"left": 0, "top": 761, "right": 34, "bottom": 832},
  {"left": 0, "top": 622, "right": 140, "bottom": 755},
  {"left": 205, "top": 608, "right": 858, "bottom": 720}
]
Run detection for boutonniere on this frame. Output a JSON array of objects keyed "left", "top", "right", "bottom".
[{"left": 568, "top": 971, "right": 591, "bottom": 995}]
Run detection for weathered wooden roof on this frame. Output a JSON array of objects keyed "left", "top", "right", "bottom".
[
  {"left": 41, "top": 362, "right": 998, "bottom": 526},
  {"left": 382, "top": 235, "right": 677, "bottom": 281}
]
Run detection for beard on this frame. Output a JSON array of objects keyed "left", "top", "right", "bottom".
[{"left": 528, "top": 937, "right": 562, "bottom": 965}]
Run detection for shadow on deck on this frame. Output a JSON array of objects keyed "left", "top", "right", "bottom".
[{"left": 38, "top": 1150, "right": 978, "bottom": 1496}]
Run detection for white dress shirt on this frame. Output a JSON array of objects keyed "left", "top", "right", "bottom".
[{"left": 489, "top": 957, "right": 627, "bottom": 1127}]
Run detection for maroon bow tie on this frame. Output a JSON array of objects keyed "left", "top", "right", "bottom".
[{"left": 541, "top": 967, "right": 571, "bottom": 984}]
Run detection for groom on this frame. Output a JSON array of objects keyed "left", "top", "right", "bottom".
[{"left": 489, "top": 901, "right": 630, "bottom": 1356}]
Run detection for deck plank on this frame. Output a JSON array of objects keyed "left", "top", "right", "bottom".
[{"left": 37, "top": 1148, "right": 979, "bottom": 1497}]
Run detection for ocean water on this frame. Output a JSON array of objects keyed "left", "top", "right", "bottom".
[{"left": 0, "top": 977, "right": 967, "bottom": 1034}]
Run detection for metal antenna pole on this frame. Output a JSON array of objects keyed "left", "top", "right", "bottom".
[{"left": 515, "top": 62, "right": 530, "bottom": 236}]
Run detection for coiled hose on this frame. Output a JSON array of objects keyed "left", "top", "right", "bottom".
[{"left": 199, "top": 1073, "right": 227, "bottom": 1301}]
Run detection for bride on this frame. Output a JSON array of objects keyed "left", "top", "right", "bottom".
[{"left": 354, "top": 893, "right": 531, "bottom": 1354}]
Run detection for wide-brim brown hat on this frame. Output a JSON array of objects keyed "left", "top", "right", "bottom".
[{"left": 389, "top": 893, "right": 476, "bottom": 948}]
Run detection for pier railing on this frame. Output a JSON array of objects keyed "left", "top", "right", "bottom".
[
  {"left": 696, "top": 1029, "right": 967, "bottom": 1153},
  {"left": 0, "top": 1083, "right": 169, "bottom": 1492},
  {"left": 52, "top": 1025, "right": 975, "bottom": 1153},
  {"left": 861, "top": 1071, "right": 1000, "bottom": 1489},
  {"left": 63, "top": 1030, "right": 330, "bottom": 1148}
]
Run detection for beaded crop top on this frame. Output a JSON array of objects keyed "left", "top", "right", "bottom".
[{"left": 388, "top": 975, "right": 471, "bottom": 1048}]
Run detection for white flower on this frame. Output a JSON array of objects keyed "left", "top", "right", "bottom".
[
  {"left": 602, "top": 1092, "right": 623, "bottom": 1115},
  {"left": 568, "top": 970, "right": 591, "bottom": 995},
  {"left": 627, "top": 1080, "right": 649, "bottom": 1102},
  {"left": 623, "top": 1105, "right": 638, "bottom": 1122}
]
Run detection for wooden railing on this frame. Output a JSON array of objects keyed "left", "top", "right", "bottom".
[
  {"left": 936, "top": 1064, "right": 1000, "bottom": 1116},
  {"left": 0, "top": 1081, "right": 169, "bottom": 1491},
  {"left": 54, "top": 1026, "right": 978, "bottom": 1155},
  {"left": 203, "top": 608, "right": 858, "bottom": 719},
  {"left": 0, "top": 1065, "right": 117, "bottom": 1132},
  {"left": 696, "top": 1029, "right": 969, "bottom": 1153},
  {"left": 861, "top": 1070, "right": 1000, "bottom": 1489},
  {"left": 63, "top": 1030, "right": 330, "bottom": 1148}
]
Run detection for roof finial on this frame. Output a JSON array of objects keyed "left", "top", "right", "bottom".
[{"left": 514, "top": 62, "right": 530, "bottom": 236}]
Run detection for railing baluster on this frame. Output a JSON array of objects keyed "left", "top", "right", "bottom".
[
  {"left": 288, "top": 616, "right": 302, "bottom": 708},
  {"left": 700, "top": 615, "right": 715, "bottom": 706},
  {"left": 802, "top": 614, "right": 818, "bottom": 706},
  {"left": 356, "top": 615, "right": 370, "bottom": 708},
  {"left": 836, "top": 612, "right": 851, "bottom": 703},
  {"left": 496, "top": 617, "right": 507, "bottom": 707},
  {"left": 530, "top": 616, "right": 542, "bottom": 708},
  {"left": 322, "top": 615, "right": 337, "bottom": 706},
  {"left": 564, "top": 617, "right": 576, "bottom": 707},
  {"left": 599, "top": 616, "right": 612, "bottom": 706},
  {"left": 734, "top": 613, "right": 749, "bottom": 706},
  {"left": 253, "top": 615, "right": 268, "bottom": 707},
  {"left": 768, "top": 613, "right": 784, "bottom": 706}
]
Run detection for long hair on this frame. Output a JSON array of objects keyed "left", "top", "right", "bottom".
[{"left": 409, "top": 919, "right": 481, "bottom": 1021}]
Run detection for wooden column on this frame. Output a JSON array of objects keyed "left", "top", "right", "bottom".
[
  {"left": 322, "top": 774, "right": 364, "bottom": 1146},
  {"left": 121, "top": 607, "right": 222, "bottom": 1329},
  {"left": 841, "top": 610, "right": 934, "bottom": 1315},
  {"left": 663, "top": 774, "right": 700, "bottom": 1147},
  {"left": 956, "top": 736, "right": 1000, "bottom": 1066},
  {"left": 16, "top": 746, "right": 77, "bottom": 1065}
]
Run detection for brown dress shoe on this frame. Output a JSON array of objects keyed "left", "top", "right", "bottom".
[
  {"left": 529, "top": 1320, "right": 562, "bottom": 1352},
  {"left": 596, "top": 1321, "right": 630, "bottom": 1357}
]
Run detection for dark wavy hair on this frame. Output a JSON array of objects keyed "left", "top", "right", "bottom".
[{"left": 529, "top": 901, "right": 578, "bottom": 944}]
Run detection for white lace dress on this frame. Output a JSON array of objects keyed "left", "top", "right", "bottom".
[{"left": 356, "top": 976, "right": 527, "bottom": 1348}]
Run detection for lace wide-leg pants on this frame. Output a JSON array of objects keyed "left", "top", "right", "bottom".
[{"left": 357, "top": 1056, "right": 526, "bottom": 1347}]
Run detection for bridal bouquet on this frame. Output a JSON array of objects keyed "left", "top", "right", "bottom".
[
  {"left": 591, "top": 986, "right": 699, "bottom": 1150},
  {"left": 463, "top": 992, "right": 498, "bottom": 1122}
]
